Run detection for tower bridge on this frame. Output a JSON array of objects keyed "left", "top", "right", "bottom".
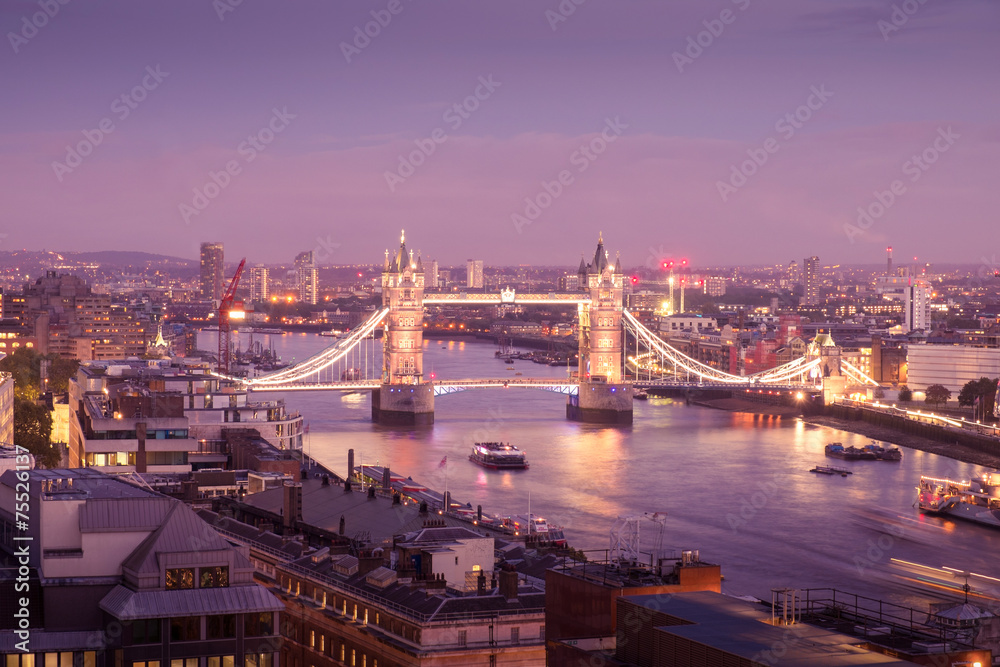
[{"left": 222, "top": 232, "right": 877, "bottom": 425}]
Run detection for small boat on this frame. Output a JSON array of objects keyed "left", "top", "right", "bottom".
[
  {"left": 810, "top": 465, "right": 852, "bottom": 477},
  {"left": 506, "top": 366, "right": 515, "bottom": 370},
  {"left": 825, "top": 443, "right": 875, "bottom": 460},
  {"left": 319, "top": 330, "right": 343, "bottom": 338},
  {"left": 634, "top": 390, "right": 649, "bottom": 400},
  {"left": 469, "top": 442, "right": 529, "bottom": 470},
  {"left": 864, "top": 441, "right": 902, "bottom": 461}
]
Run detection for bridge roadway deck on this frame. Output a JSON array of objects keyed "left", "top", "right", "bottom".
[{"left": 247, "top": 378, "right": 816, "bottom": 394}]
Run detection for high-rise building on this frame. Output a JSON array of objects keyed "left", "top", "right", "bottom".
[
  {"left": 295, "top": 251, "right": 318, "bottom": 305},
  {"left": 426, "top": 259, "right": 439, "bottom": 289},
  {"left": 802, "top": 255, "right": 819, "bottom": 306},
  {"left": 249, "top": 265, "right": 270, "bottom": 303},
  {"left": 702, "top": 277, "right": 726, "bottom": 297},
  {"left": 466, "top": 259, "right": 484, "bottom": 289},
  {"left": 787, "top": 260, "right": 799, "bottom": 283},
  {"left": 886, "top": 245, "right": 893, "bottom": 275},
  {"left": 904, "top": 281, "right": 931, "bottom": 332},
  {"left": 200, "top": 242, "right": 224, "bottom": 301}
]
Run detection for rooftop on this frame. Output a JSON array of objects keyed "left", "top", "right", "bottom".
[
  {"left": 240, "top": 477, "right": 491, "bottom": 544},
  {"left": 2, "top": 468, "right": 159, "bottom": 500},
  {"left": 623, "top": 591, "right": 922, "bottom": 666}
]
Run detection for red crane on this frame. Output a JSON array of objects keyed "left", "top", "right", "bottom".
[{"left": 218, "top": 258, "right": 246, "bottom": 374}]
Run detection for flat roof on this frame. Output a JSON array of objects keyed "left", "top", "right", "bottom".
[
  {"left": 240, "top": 478, "right": 492, "bottom": 543},
  {"left": 2, "top": 468, "right": 159, "bottom": 500},
  {"left": 622, "top": 592, "right": 921, "bottom": 666}
]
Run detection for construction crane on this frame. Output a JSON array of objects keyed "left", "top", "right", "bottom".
[{"left": 218, "top": 258, "right": 246, "bottom": 375}]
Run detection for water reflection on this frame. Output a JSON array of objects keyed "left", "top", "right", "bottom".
[{"left": 210, "top": 331, "right": 1000, "bottom": 606}]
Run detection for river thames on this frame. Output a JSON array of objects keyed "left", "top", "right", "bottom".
[{"left": 220, "top": 330, "right": 1000, "bottom": 608}]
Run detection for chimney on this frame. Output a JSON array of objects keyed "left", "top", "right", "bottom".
[
  {"left": 477, "top": 571, "right": 486, "bottom": 595},
  {"left": 499, "top": 566, "right": 518, "bottom": 602},
  {"left": 135, "top": 422, "right": 147, "bottom": 473},
  {"left": 283, "top": 482, "right": 302, "bottom": 530},
  {"left": 367, "top": 486, "right": 376, "bottom": 500},
  {"left": 358, "top": 555, "right": 383, "bottom": 576},
  {"left": 181, "top": 480, "right": 198, "bottom": 501},
  {"left": 339, "top": 515, "right": 346, "bottom": 536},
  {"left": 347, "top": 448, "right": 355, "bottom": 482},
  {"left": 382, "top": 467, "right": 391, "bottom": 491}
]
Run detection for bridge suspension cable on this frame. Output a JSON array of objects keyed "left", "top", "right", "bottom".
[
  {"left": 215, "top": 307, "right": 389, "bottom": 387},
  {"left": 622, "top": 309, "right": 828, "bottom": 386},
  {"left": 622, "top": 309, "right": 754, "bottom": 384}
]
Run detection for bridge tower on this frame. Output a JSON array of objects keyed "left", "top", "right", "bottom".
[
  {"left": 569, "top": 234, "right": 633, "bottom": 424},
  {"left": 372, "top": 231, "right": 434, "bottom": 425}
]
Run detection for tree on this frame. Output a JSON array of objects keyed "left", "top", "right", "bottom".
[
  {"left": 925, "top": 384, "right": 952, "bottom": 408},
  {"left": 958, "top": 377, "right": 998, "bottom": 417},
  {"left": 0, "top": 348, "right": 80, "bottom": 398},
  {"left": 873, "top": 386, "right": 885, "bottom": 399},
  {"left": 13, "top": 399, "right": 57, "bottom": 468},
  {"left": 0, "top": 347, "right": 41, "bottom": 401},
  {"left": 898, "top": 385, "right": 912, "bottom": 402},
  {"left": 700, "top": 301, "right": 720, "bottom": 315}
]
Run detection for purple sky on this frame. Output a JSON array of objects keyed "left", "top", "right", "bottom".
[{"left": 3, "top": 0, "right": 998, "bottom": 267}]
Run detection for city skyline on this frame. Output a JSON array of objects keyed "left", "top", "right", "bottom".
[{"left": 2, "top": 1, "right": 997, "bottom": 265}]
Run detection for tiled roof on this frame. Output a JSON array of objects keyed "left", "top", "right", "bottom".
[
  {"left": 100, "top": 584, "right": 284, "bottom": 620},
  {"left": 122, "top": 502, "right": 244, "bottom": 576},
  {"left": 79, "top": 497, "right": 174, "bottom": 533}
]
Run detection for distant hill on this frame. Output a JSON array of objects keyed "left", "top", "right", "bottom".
[{"left": 63, "top": 251, "right": 195, "bottom": 266}]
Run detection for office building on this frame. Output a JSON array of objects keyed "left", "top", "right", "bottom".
[
  {"left": 200, "top": 241, "right": 225, "bottom": 301},
  {"left": 604, "top": 591, "right": 989, "bottom": 666},
  {"left": 67, "top": 358, "right": 304, "bottom": 470},
  {"left": 249, "top": 265, "right": 269, "bottom": 303},
  {"left": 466, "top": 259, "right": 484, "bottom": 289},
  {"left": 0, "top": 468, "right": 284, "bottom": 667},
  {"left": 906, "top": 344, "right": 1000, "bottom": 394},
  {"left": 802, "top": 255, "right": 819, "bottom": 306},
  {"left": 209, "top": 493, "right": 547, "bottom": 667},
  {"left": 294, "top": 251, "right": 318, "bottom": 305}
]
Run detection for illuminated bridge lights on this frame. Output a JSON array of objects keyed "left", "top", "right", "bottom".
[{"left": 226, "top": 304, "right": 877, "bottom": 393}]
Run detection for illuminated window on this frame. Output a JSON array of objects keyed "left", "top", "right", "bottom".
[{"left": 165, "top": 568, "right": 194, "bottom": 590}]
